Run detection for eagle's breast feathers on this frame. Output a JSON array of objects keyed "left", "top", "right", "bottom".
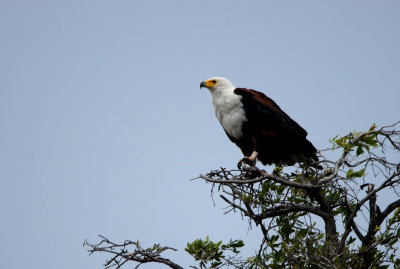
[{"left": 212, "top": 89, "right": 247, "bottom": 140}]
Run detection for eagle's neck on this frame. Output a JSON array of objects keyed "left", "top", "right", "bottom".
[{"left": 211, "top": 87, "right": 247, "bottom": 140}]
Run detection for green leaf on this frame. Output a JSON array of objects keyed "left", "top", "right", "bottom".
[
  {"left": 273, "top": 165, "right": 283, "bottom": 176},
  {"left": 347, "top": 236, "right": 356, "bottom": 246},
  {"left": 356, "top": 145, "right": 364, "bottom": 156},
  {"left": 277, "top": 185, "right": 286, "bottom": 195},
  {"left": 211, "top": 261, "right": 222, "bottom": 267},
  {"left": 346, "top": 168, "right": 365, "bottom": 179},
  {"left": 369, "top": 123, "right": 376, "bottom": 131}
]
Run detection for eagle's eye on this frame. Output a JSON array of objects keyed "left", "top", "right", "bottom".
[{"left": 212, "top": 80, "right": 217, "bottom": 84}]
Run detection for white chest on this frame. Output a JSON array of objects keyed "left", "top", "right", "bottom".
[{"left": 212, "top": 90, "right": 247, "bottom": 140}]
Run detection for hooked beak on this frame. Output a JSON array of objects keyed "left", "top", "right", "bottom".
[{"left": 200, "top": 81, "right": 206, "bottom": 89}]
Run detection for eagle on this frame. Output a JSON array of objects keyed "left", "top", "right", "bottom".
[{"left": 200, "top": 77, "right": 319, "bottom": 167}]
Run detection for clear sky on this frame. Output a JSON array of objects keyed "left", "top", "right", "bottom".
[{"left": 1, "top": 1, "right": 399, "bottom": 268}]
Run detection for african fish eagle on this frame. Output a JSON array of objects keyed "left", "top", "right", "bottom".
[{"left": 200, "top": 77, "right": 318, "bottom": 167}]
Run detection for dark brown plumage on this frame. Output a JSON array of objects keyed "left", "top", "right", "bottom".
[{"left": 228, "top": 88, "right": 318, "bottom": 166}]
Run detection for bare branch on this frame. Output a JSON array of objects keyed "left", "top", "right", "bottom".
[
  {"left": 200, "top": 169, "right": 321, "bottom": 190},
  {"left": 377, "top": 199, "right": 400, "bottom": 225},
  {"left": 84, "top": 236, "right": 184, "bottom": 269}
]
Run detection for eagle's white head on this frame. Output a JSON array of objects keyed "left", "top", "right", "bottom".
[{"left": 200, "top": 77, "right": 235, "bottom": 93}]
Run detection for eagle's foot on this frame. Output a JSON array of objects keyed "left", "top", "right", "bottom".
[
  {"left": 237, "top": 157, "right": 256, "bottom": 169},
  {"left": 238, "top": 151, "right": 258, "bottom": 169}
]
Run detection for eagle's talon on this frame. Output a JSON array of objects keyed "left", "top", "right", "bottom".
[
  {"left": 238, "top": 157, "right": 256, "bottom": 169},
  {"left": 237, "top": 160, "right": 243, "bottom": 170}
]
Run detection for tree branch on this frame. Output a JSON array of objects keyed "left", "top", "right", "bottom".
[
  {"left": 336, "top": 171, "right": 400, "bottom": 255},
  {"left": 84, "top": 236, "right": 184, "bottom": 269},
  {"left": 200, "top": 170, "right": 321, "bottom": 190},
  {"left": 377, "top": 198, "right": 400, "bottom": 225}
]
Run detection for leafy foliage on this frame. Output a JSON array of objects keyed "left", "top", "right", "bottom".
[{"left": 185, "top": 237, "right": 245, "bottom": 268}]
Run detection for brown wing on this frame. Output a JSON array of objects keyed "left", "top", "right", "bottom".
[
  {"left": 234, "top": 88, "right": 307, "bottom": 138},
  {"left": 234, "top": 88, "right": 318, "bottom": 165}
]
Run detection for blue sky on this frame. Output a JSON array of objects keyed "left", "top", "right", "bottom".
[{"left": 1, "top": 1, "right": 399, "bottom": 268}]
